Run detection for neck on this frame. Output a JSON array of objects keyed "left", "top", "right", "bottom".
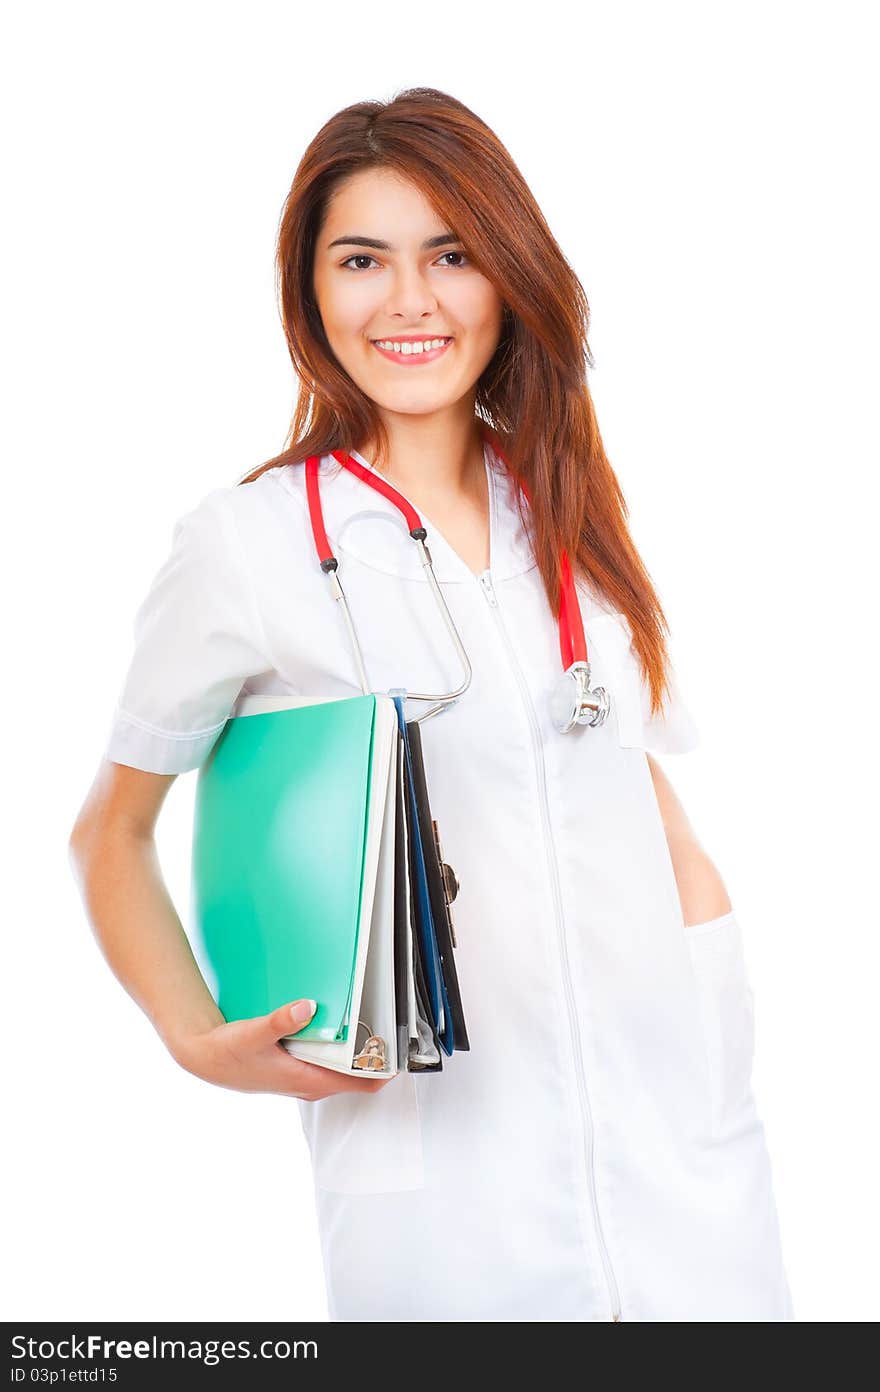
[{"left": 357, "top": 405, "right": 486, "bottom": 502}]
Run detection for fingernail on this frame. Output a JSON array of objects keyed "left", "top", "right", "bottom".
[{"left": 290, "top": 999, "right": 317, "bottom": 1025}]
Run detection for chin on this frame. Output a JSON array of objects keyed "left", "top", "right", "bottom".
[{"left": 371, "top": 389, "right": 455, "bottom": 415}]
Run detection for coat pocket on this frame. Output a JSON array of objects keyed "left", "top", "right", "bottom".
[
  {"left": 297, "top": 1070, "right": 426, "bottom": 1195},
  {"left": 684, "top": 911, "right": 756, "bottom": 1133}
]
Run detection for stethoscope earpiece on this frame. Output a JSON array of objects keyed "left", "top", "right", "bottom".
[{"left": 550, "top": 663, "right": 611, "bottom": 736}]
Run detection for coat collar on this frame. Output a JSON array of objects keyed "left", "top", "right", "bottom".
[{"left": 280, "top": 437, "right": 538, "bottom": 584}]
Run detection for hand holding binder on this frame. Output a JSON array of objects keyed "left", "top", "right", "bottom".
[{"left": 167, "top": 992, "right": 395, "bottom": 1099}]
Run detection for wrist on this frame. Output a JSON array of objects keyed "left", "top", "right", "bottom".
[{"left": 156, "top": 1008, "right": 225, "bottom": 1065}]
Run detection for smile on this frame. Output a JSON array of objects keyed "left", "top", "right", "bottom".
[{"left": 370, "top": 336, "right": 453, "bottom": 365}]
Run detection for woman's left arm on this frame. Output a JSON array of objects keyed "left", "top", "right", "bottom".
[{"left": 646, "top": 754, "right": 732, "bottom": 928}]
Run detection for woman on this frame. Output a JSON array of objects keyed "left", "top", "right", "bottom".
[{"left": 69, "top": 87, "right": 794, "bottom": 1322}]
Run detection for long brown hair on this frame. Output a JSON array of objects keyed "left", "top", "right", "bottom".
[{"left": 239, "top": 86, "right": 677, "bottom": 719}]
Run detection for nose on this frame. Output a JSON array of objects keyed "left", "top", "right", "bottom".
[{"left": 383, "top": 263, "right": 440, "bottom": 321}]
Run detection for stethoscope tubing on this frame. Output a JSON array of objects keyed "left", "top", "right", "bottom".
[
  {"left": 305, "top": 453, "right": 473, "bottom": 722},
  {"left": 304, "top": 429, "right": 607, "bottom": 730}
]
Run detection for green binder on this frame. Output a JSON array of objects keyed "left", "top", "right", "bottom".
[{"left": 190, "top": 694, "right": 381, "bottom": 1047}]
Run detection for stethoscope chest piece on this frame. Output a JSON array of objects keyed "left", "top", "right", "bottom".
[{"left": 550, "top": 662, "right": 611, "bottom": 735}]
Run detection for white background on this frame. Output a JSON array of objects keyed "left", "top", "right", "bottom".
[{"left": 4, "top": 0, "right": 877, "bottom": 1323}]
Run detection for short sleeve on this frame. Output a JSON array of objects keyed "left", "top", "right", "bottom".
[
  {"left": 638, "top": 654, "right": 701, "bottom": 755},
  {"left": 102, "top": 487, "right": 272, "bottom": 774},
  {"left": 585, "top": 609, "right": 701, "bottom": 756}
]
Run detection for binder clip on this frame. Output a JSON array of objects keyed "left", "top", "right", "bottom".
[{"left": 431, "top": 818, "right": 460, "bottom": 948}]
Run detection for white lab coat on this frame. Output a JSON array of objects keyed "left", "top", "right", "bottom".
[{"left": 104, "top": 440, "right": 794, "bottom": 1322}]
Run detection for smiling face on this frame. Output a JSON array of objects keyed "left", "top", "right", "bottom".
[{"left": 312, "top": 167, "right": 504, "bottom": 423}]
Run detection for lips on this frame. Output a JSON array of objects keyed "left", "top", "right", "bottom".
[{"left": 370, "top": 337, "right": 454, "bottom": 366}]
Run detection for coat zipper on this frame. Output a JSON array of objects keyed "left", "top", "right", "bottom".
[{"left": 477, "top": 568, "right": 623, "bottom": 1323}]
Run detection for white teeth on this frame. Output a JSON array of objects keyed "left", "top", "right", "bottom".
[{"left": 374, "top": 338, "right": 450, "bottom": 354}]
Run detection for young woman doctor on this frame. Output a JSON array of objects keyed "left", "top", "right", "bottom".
[{"left": 69, "top": 88, "right": 794, "bottom": 1322}]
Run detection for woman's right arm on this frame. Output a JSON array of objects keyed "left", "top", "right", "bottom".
[{"left": 68, "top": 758, "right": 389, "bottom": 1100}]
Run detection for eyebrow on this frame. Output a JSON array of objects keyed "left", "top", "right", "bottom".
[{"left": 326, "top": 232, "right": 462, "bottom": 252}]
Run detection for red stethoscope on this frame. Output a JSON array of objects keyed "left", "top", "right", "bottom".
[{"left": 304, "top": 429, "right": 611, "bottom": 734}]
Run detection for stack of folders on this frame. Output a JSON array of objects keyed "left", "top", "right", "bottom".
[{"left": 190, "top": 692, "right": 469, "bottom": 1076}]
